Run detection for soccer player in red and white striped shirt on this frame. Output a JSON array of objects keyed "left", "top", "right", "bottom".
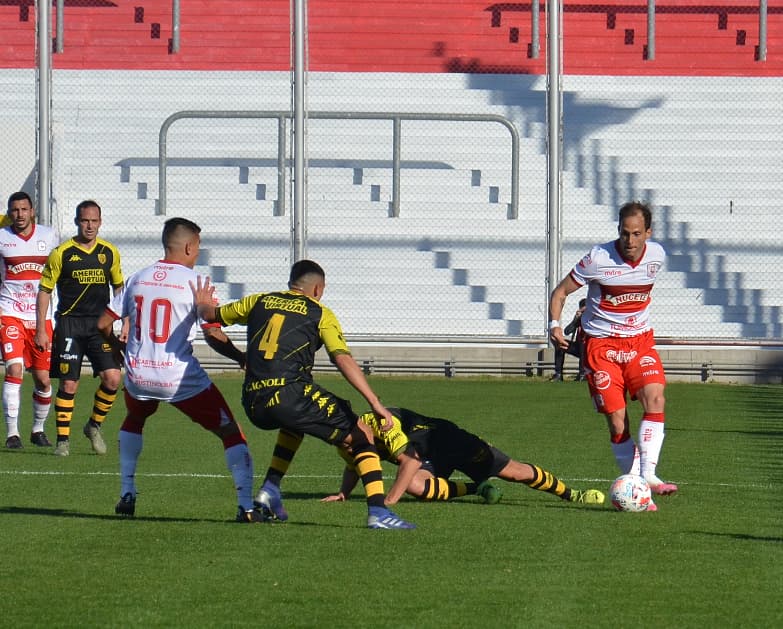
[
  {"left": 98, "top": 217, "right": 258, "bottom": 522},
  {"left": 0, "top": 192, "right": 58, "bottom": 449},
  {"left": 549, "top": 201, "right": 678, "bottom": 510}
]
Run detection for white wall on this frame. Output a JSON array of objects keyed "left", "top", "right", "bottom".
[{"left": 1, "top": 70, "right": 781, "bottom": 340}]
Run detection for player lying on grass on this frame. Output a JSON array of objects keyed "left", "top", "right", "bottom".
[{"left": 321, "top": 406, "right": 605, "bottom": 507}]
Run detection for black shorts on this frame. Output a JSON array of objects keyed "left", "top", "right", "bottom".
[
  {"left": 425, "top": 424, "right": 510, "bottom": 483},
  {"left": 50, "top": 316, "right": 121, "bottom": 381},
  {"left": 245, "top": 380, "right": 358, "bottom": 445}
]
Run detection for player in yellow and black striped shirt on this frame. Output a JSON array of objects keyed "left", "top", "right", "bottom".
[
  {"left": 195, "top": 259, "right": 415, "bottom": 529},
  {"left": 35, "top": 200, "right": 124, "bottom": 457},
  {"left": 323, "top": 406, "right": 607, "bottom": 509}
]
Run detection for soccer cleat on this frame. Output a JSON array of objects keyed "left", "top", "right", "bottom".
[
  {"left": 5, "top": 435, "right": 23, "bottom": 449},
  {"left": 569, "top": 489, "right": 606, "bottom": 505},
  {"left": 83, "top": 421, "right": 108, "bottom": 455},
  {"left": 30, "top": 432, "right": 52, "bottom": 447},
  {"left": 115, "top": 493, "right": 136, "bottom": 517},
  {"left": 235, "top": 506, "right": 269, "bottom": 523},
  {"left": 477, "top": 480, "right": 502, "bottom": 505},
  {"left": 367, "top": 507, "right": 416, "bottom": 529},
  {"left": 53, "top": 439, "right": 70, "bottom": 457},
  {"left": 646, "top": 499, "right": 658, "bottom": 512},
  {"left": 645, "top": 476, "right": 678, "bottom": 495},
  {"left": 253, "top": 481, "right": 288, "bottom": 522}
]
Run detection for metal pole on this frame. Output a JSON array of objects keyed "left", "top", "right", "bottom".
[
  {"left": 292, "top": 0, "right": 307, "bottom": 261},
  {"left": 37, "top": 0, "right": 53, "bottom": 225},
  {"left": 171, "top": 0, "right": 180, "bottom": 53},
  {"left": 646, "top": 0, "right": 655, "bottom": 60},
  {"left": 546, "top": 0, "right": 562, "bottom": 313},
  {"left": 531, "top": 0, "right": 540, "bottom": 59},
  {"left": 55, "top": 0, "right": 64, "bottom": 53},
  {"left": 391, "top": 117, "right": 401, "bottom": 217},
  {"left": 277, "top": 115, "right": 287, "bottom": 217},
  {"left": 758, "top": 0, "right": 768, "bottom": 61}
]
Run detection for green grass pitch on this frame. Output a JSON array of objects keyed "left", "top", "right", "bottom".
[{"left": 1, "top": 375, "right": 780, "bottom": 628}]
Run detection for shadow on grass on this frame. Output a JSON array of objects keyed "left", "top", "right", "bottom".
[
  {"left": 0, "top": 505, "right": 226, "bottom": 523},
  {"left": 0, "top": 505, "right": 354, "bottom": 528},
  {"left": 695, "top": 530, "right": 783, "bottom": 544}
]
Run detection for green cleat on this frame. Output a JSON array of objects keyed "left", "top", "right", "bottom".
[
  {"left": 570, "top": 489, "right": 605, "bottom": 505},
  {"left": 53, "top": 439, "right": 70, "bottom": 457},
  {"left": 477, "top": 480, "right": 502, "bottom": 505}
]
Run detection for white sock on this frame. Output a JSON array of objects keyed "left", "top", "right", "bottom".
[
  {"left": 610, "top": 438, "right": 639, "bottom": 475},
  {"left": 119, "top": 430, "right": 144, "bottom": 497},
  {"left": 639, "top": 419, "right": 666, "bottom": 484},
  {"left": 3, "top": 378, "right": 21, "bottom": 438},
  {"left": 32, "top": 387, "right": 52, "bottom": 433},
  {"left": 225, "top": 443, "right": 254, "bottom": 511}
]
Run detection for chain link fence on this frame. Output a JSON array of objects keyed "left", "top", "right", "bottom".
[{"left": 1, "top": 1, "right": 781, "bottom": 351}]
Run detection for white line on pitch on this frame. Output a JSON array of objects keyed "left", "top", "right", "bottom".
[{"left": 0, "top": 469, "right": 768, "bottom": 488}]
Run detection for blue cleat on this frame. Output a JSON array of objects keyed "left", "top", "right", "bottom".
[
  {"left": 367, "top": 507, "right": 416, "bottom": 529},
  {"left": 253, "top": 481, "right": 289, "bottom": 522}
]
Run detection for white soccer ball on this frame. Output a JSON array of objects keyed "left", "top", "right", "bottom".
[{"left": 609, "top": 474, "right": 652, "bottom": 512}]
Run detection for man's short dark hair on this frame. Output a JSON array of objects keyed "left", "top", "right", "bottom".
[
  {"left": 618, "top": 201, "right": 652, "bottom": 230},
  {"left": 162, "top": 217, "right": 201, "bottom": 248},
  {"left": 289, "top": 259, "right": 325, "bottom": 287},
  {"left": 75, "top": 199, "right": 101, "bottom": 221},
  {"left": 7, "top": 191, "right": 32, "bottom": 211}
]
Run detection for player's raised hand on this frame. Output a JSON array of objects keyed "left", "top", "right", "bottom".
[
  {"left": 190, "top": 275, "right": 214, "bottom": 304},
  {"left": 190, "top": 276, "right": 218, "bottom": 323}
]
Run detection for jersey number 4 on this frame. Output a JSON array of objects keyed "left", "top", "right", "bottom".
[{"left": 257, "top": 313, "right": 284, "bottom": 358}]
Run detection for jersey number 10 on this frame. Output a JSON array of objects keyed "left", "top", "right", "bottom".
[{"left": 133, "top": 295, "right": 173, "bottom": 343}]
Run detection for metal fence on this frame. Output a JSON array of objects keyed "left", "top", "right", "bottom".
[{"left": 2, "top": 0, "right": 781, "bottom": 355}]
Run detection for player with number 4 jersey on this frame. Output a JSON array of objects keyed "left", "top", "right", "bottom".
[{"left": 193, "top": 259, "right": 416, "bottom": 529}]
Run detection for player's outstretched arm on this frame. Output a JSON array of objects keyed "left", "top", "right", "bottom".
[
  {"left": 385, "top": 452, "right": 422, "bottom": 506},
  {"left": 332, "top": 352, "right": 393, "bottom": 430},
  {"left": 321, "top": 465, "right": 359, "bottom": 502},
  {"left": 203, "top": 326, "right": 246, "bottom": 368}
]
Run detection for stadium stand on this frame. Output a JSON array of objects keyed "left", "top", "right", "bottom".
[{"left": 0, "top": 1, "right": 781, "bottom": 346}]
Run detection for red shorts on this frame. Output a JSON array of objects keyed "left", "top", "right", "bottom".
[
  {"left": 0, "top": 317, "right": 52, "bottom": 371},
  {"left": 584, "top": 330, "right": 666, "bottom": 415},
  {"left": 124, "top": 383, "right": 241, "bottom": 434}
]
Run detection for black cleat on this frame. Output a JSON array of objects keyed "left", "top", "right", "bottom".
[
  {"left": 30, "top": 431, "right": 52, "bottom": 447},
  {"left": 235, "top": 506, "right": 270, "bottom": 523},
  {"left": 5, "top": 435, "right": 23, "bottom": 449},
  {"left": 115, "top": 493, "right": 136, "bottom": 517}
]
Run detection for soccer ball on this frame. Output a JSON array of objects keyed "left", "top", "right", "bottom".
[{"left": 609, "top": 474, "right": 652, "bottom": 512}]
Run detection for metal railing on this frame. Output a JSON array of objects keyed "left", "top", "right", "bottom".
[
  {"left": 158, "top": 110, "right": 520, "bottom": 218},
  {"left": 48, "top": 2, "right": 773, "bottom": 62}
]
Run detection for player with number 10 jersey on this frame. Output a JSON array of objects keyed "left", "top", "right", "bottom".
[{"left": 107, "top": 261, "right": 212, "bottom": 401}]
